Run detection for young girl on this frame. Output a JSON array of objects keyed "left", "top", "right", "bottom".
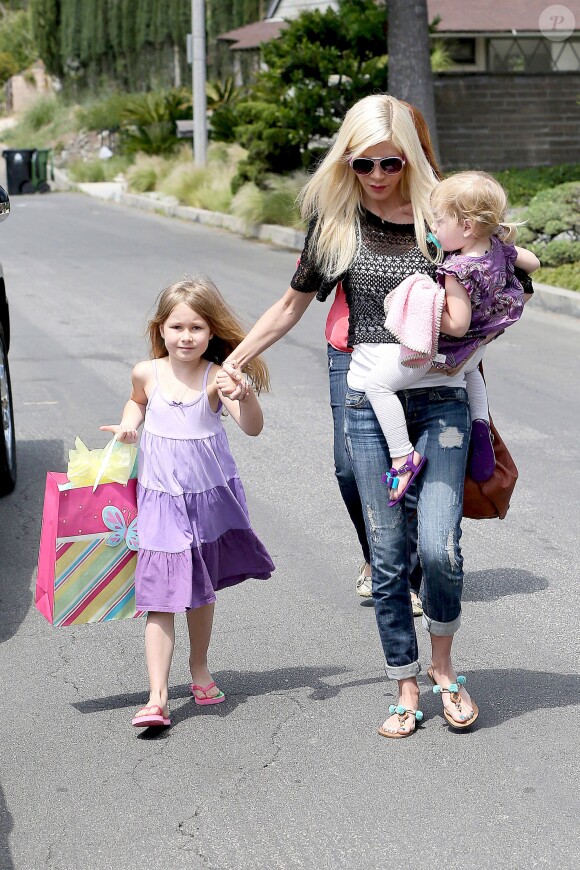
[
  {"left": 101, "top": 276, "right": 274, "bottom": 728},
  {"left": 364, "top": 170, "right": 540, "bottom": 504}
]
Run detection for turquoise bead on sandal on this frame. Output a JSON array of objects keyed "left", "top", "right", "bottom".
[
  {"left": 378, "top": 704, "right": 424, "bottom": 740},
  {"left": 427, "top": 668, "right": 479, "bottom": 730}
]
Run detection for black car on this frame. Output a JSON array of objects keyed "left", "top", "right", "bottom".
[{"left": 0, "top": 184, "right": 14, "bottom": 495}]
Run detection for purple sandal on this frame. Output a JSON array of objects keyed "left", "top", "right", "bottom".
[{"left": 382, "top": 452, "right": 427, "bottom": 506}]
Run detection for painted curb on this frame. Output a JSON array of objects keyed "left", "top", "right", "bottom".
[
  {"left": 526, "top": 282, "right": 580, "bottom": 319},
  {"left": 53, "top": 168, "right": 580, "bottom": 318}
]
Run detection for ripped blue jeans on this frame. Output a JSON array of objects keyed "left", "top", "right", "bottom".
[{"left": 345, "top": 386, "right": 470, "bottom": 680}]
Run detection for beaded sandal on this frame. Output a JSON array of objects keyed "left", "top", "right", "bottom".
[
  {"left": 427, "top": 668, "right": 479, "bottom": 729},
  {"left": 382, "top": 452, "right": 427, "bottom": 507},
  {"left": 377, "top": 704, "right": 424, "bottom": 739}
]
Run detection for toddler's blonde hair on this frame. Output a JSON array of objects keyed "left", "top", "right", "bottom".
[
  {"left": 431, "top": 170, "right": 520, "bottom": 245},
  {"left": 147, "top": 276, "right": 270, "bottom": 393}
]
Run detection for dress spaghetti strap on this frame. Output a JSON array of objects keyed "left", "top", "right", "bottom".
[
  {"left": 146, "top": 359, "right": 160, "bottom": 409},
  {"left": 202, "top": 360, "right": 213, "bottom": 391}
]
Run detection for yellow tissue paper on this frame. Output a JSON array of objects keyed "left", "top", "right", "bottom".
[{"left": 67, "top": 437, "right": 137, "bottom": 489}]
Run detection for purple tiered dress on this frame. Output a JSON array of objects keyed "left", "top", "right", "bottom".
[{"left": 135, "top": 360, "right": 274, "bottom": 612}]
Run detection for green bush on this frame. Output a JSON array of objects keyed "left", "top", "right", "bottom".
[
  {"left": 209, "top": 104, "right": 239, "bottom": 144},
  {"left": 2, "top": 94, "right": 76, "bottom": 148},
  {"left": 125, "top": 154, "right": 177, "bottom": 193},
  {"left": 125, "top": 164, "right": 157, "bottom": 192},
  {"left": 515, "top": 181, "right": 580, "bottom": 291},
  {"left": 231, "top": 172, "right": 306, "bottom": 228},
  {"left": 529, "top": 240, "right": 580, "bottom": 268},
  {"left": 232, "top": 0, "right": 390, "bottom": 188},
  {"left": 0, "top": 8, "right": 35, "bottom": 72},
  {"left": 494, "top": 164, "right": 580, "bottom": 206},
  {"left": 158, "top": 159, "right": 234, "bottom": 212},
  {"left": 520, "top": 182, "right": 580, "bottom": 237},
  {"left": 120, "top": 89, "right": 192, "bottom": 156},
  {"left": 518, "top": 185, "right": 578, "bottom": 239},
  {"left": 68, "top": 155, "right": 131, "bottom": 183},
  {"left": 68, "top": 159, "right": 106, "bottom": 182},
  {"left": 76, "top": 93, "right": 133, "bottom": 132},
  {"left": 535, "top": 264, "right": 580, "bottom": 292},
  {"left": 0, "top": 51, "right": 19, "bottom": 85},
  {"left": 23, "top": 95, "right": 61, "bottom": 131}
]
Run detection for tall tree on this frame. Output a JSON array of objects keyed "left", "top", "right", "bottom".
[
  {"left": 386, "top": 0, "right": 439, "bottom": 156},
  {"left": 232, "top": 0, "right": 389, "bottom": 187}
]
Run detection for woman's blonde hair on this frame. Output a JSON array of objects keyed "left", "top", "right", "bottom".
[
  {"left": 298, "top": 93, "right": 440, "bottom": 279},
  {"left": 401, "top": 101, "right": 443, "bottom": 182},
  {"left": 147, "top": 276, "right": 270, "bottom": 393},
  {"left": 431, "top": 170, "right": 520, "bottom": 244}
]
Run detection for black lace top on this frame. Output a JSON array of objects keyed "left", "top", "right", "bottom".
[
  {"left": 290, "top": 208, "right": 534, "bottom": 348},
  {"left": 291, "top": 210, "right": 437, "bottom": 347}
]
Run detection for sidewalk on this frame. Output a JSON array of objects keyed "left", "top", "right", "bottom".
[{"left": 54, "top": 168, "right": 580, "bottom": 319}]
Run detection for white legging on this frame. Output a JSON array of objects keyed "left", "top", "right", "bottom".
[{"left": 364, "top": 344, "right": 489, "bottom": 461}]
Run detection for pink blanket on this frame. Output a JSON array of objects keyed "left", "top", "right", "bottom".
[{"left": 384, "top": 273, "right": 446, "bottom": 367}]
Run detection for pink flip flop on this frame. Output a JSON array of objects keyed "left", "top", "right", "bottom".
[
  {"left": 190, "top": 681, "right": 226, "bottom": 706},
  {"left": 131, "top": 704, "right": 171, "bottom": 728}
]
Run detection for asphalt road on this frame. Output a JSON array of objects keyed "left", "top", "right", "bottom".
[{"left": 0, "top": 193, "right": 579, "bottom": 870}]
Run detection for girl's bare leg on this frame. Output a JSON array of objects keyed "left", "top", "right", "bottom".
[
  {"left": 430, "top": 634, "right": 474, "bottom": 723},
  {"left": 135, "top": 611, "right": 175, "bottom": 718},
  {"left": 186, "top": 603, "right": 222, "bottom": 699}
]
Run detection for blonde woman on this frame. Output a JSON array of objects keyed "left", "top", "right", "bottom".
[
  {"left": 327, "top": 100, "right": 443, "bottom": 607},
  {"left": 218, "top": 94, "right": 532, "bottom": 738}
]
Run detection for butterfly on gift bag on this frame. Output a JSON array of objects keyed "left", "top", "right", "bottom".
[{"left": 102, "top": 505, "right": 139, "bottom": 551}]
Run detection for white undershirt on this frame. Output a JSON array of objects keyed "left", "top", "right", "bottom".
[{"left": 347, "top": 343, "right": 468, "bottom": 392}]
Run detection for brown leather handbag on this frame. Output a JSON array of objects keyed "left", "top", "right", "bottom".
[{"left": 463, "top": 414, "right": 518, "bottom": 519}]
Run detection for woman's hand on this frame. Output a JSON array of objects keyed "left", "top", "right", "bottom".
[
  {"left": 217, "top": 361, "right": 250, "bottom": 401},
  {"left": 100, "top": 424, "right": 139, "bottom": 444}
]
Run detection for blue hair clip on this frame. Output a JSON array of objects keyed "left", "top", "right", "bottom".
[{"left": 426, "top": 231, "right": 442, "bottom": 249}]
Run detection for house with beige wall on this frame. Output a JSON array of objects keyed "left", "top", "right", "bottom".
[{"left": 218, "top": 0, "right": 580, "bottom": 168}]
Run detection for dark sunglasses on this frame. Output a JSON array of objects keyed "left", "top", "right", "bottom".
[{"left": 349, "top": 155, "right": 406, "bottom": 176}]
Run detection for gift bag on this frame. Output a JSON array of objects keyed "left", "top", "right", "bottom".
[{"left": 36, "top": 438, "right": 146, "bottom": 626}]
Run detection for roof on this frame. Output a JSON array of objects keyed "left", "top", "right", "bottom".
[
  {"left": 428, "top": 0, "right": 579, "bottom": 34},
  {"left": 217, "top": 0, "right": 580, "bottom": 52},
  {"left": 217, "top": 19, "right": 288, "bottom": 50}
]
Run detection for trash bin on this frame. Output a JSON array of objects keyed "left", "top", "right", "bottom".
[
  {"left": 2, "top": 149, "right": 36, "bottom": 195},
  {"left": 32, "top": 148, "right": 54, "bottom": 193}
]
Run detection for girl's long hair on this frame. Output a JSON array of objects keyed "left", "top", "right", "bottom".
[
  {"left": 298, "top": 93, "right": 440, "bottom": 279},
  {"left": 148, "top": 277, "right": 270, "bottom": 393},
  {"left": 431, "top": 170, "right": 520, "bottom": 244}
]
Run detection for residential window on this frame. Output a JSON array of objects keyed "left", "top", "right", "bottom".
[
  {"left": 488, "top": 37, "right": 580, "bottom": 72},
  {"left": 442, "top": 38, "right": 477, "bottom": 65}
]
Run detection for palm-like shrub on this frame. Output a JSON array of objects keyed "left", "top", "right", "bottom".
[{"left": 120, "top": 89, "right": 192, "bottom": 155}]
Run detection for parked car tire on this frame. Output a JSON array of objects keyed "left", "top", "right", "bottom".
[{"left": 0, "top": 323, "right": 16, "bottom": 496}]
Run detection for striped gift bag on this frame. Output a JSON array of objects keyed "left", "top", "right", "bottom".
[{"left": 36, "top": 472, "right": 146, "bottom": 626}]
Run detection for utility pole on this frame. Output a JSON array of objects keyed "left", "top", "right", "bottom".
[{"left": 192, "top": 0, "right": 207, "bottom": 166}]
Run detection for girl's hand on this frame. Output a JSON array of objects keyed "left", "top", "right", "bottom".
[
  {"left": 217, "top": 361, "right": 250, "bottom": 400},
  {"left": 100, "top": 425, "right": 139, "bottom": 444}
]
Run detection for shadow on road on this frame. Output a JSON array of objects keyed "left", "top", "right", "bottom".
[
  {"left": 463, "top": 568, "right": 549, "bottom": 602},
  {"left": 73, "top": 664, "right": 580, "bottom": 734},
  {"left": 0, "top": 783, "right": 14, "bottom": 870},
  {"left": 0, "top": 439, "right": 64, "bottom": 644},
  {"left": 73, "top": 665, "right": 386, "bottom": 728},
  {"left": 420, "top": 667, "right": 580, "bottom": 731}
]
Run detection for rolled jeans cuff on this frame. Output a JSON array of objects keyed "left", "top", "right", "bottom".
[
  {"left": 384, "top": 660, "right": 421, "bottom": 681},
  {"left": 421, "top": 612, "right": 461, "bottom": 636}
]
